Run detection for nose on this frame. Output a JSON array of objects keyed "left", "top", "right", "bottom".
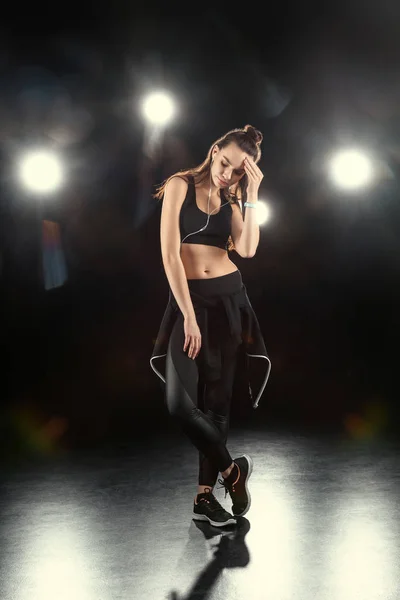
[{"left": 222, "top": 168, "right": 232, "bottom": 181}]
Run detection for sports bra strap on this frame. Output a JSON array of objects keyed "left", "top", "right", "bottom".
[{"left": 188, "top": 174, "right": 196, "bottom": 203}]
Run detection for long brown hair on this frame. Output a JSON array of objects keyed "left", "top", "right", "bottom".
[{"left": 153, "top": 124, "right": 263, "bottom": 252}]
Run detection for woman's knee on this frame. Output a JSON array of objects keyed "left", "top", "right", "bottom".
[{"left": 165, "top": 393, "right": 196, "bottom": 421}]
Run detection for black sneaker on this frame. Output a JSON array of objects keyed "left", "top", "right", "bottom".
[
  {"left": 193, "top": 487, "right": 236, "bottom": 527},
  {"left": 217, "top": 455, "right": 253, "bottom": 517}
]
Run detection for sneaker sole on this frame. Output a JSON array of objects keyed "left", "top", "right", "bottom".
[
  {"left": 192, "top": 512, "right": 237, "bottom": 527},
  {"left": 233, "top": 454, "right": 253, "bottom": 517}
]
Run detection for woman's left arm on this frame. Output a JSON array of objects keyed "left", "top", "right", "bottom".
[{"left": 239, "top": 157, "right": 264, "bottom": 257}]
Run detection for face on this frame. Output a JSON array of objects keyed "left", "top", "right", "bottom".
[{"left": 211, "top": 142, "right": 250, "bottom": 189}]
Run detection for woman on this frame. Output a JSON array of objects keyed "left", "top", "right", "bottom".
[{"left": 150, "top": 125, "right": 271, "bottom": 527}]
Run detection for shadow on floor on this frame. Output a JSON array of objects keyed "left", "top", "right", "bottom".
[{"left": 168, "top": 516, "right": 251, "bottom": 600}]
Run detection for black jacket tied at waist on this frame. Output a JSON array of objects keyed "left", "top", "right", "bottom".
[{"left": 150, "top": 282, "right": 271, "bottom": 409}]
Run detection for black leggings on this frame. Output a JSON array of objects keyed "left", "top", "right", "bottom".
[{"left": 165, "top": 271, "right": 242, "bottom": 487}]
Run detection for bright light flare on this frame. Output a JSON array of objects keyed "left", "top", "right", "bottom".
[
  {"left": 249, "top": 199, "right": 272, "bottom": 225},
  {"left": 329, "top": 149, "right": 374, "bottom": 191},
  {"left": 18, "top": 150, "right": 64, "bottom": 194},
  {"left": 141, "top": 91, "right": 176, "bottom": 126}
]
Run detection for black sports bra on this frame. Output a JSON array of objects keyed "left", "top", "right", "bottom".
[{"left": 179, "top": 176, "right": 234, "bottom": 250}]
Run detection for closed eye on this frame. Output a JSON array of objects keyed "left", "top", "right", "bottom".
[{"left": 222, "top": 161, "right": 244, "bottom": 176}]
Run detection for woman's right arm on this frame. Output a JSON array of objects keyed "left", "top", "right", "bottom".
[{"left": 160, "top": 176, "right": 196, "bottom": 321}]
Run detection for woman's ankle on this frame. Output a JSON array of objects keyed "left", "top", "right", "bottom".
[
  {"left": 222, "top": 462, "right": 238, "bottom": 484},
  {"left": 197, "top": 485, "right": 213, "bottom": 496},
  {"left": 221, "top": 462, "right": 235, "bottom": 479}
]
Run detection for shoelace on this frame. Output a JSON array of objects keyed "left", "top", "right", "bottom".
[{"left": 217, "top": 478, "right": 234, "bottom": 499}]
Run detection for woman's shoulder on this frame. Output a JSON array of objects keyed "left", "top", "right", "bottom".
[
  {"left": 162, "top": 175, "right": 192, "bottom": 209},
  {"left": 165, "top": 174, "right": 190, "bottom": 192}
]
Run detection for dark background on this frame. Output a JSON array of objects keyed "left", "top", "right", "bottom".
[{"left": 1, "top": 3, "right": 400, "bottom": 459}]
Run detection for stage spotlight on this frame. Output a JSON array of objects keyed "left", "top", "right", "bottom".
[
  {"left": 141, "top": 91, "right": 176, "bottom": 127},
  {"left": 329, "top": 149, "right": 374, "bottom": 191},
  {"left": 18, "top": 150, "right": 64, "bottom": 195}
]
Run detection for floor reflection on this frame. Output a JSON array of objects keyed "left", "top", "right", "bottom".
[{"left": 0, "top": 428, "right": 399, "bottom": 600}]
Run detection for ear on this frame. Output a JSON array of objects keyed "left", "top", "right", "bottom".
[{"left": 212, "top": 145, "right": 219, "bottom": 159}]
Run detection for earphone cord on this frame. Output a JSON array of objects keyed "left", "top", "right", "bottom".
[{"left": 181, "top": 170, "right": 231, "bottom": 244}]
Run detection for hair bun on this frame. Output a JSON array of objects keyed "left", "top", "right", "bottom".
[{"left": 244, "top": 124, "right": 263, "bottom": 145}]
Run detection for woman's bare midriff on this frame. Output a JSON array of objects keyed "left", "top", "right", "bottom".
[{"left": 180, "top": 243, "right": 238, "bottom": 280}]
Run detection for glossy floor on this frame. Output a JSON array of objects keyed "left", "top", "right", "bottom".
[{"left": 1, "top": 426, "right": 399, "bottom": 600}]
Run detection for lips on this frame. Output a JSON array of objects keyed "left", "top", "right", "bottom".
[{"left": 217, "top": 177, "right": 228, "bottom": 187}]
